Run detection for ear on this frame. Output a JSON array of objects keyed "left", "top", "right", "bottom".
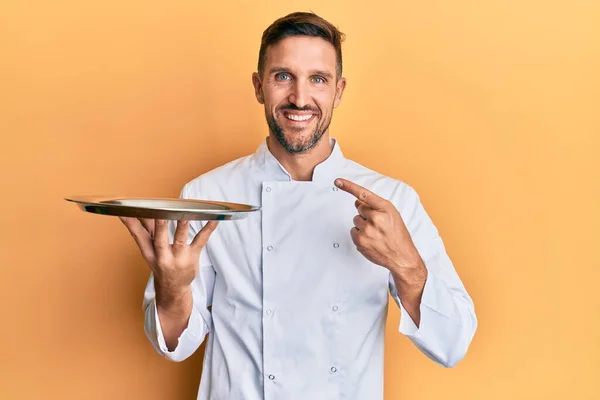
[
  {"left": 252, "top": 72, "right": 264, "bottom": 104},
  {"left": 333, "top": 77, "right": 347, "bottom": 108}
]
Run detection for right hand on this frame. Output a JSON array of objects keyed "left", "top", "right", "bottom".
[{"left": 119, "top": 217, "right": 219, "bottom": 294}]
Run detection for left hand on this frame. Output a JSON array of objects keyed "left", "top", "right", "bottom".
[{"left": 334, "top": 178, "right": 424, "bottom": 273}]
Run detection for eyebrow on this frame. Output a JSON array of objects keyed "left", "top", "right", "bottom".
[{"left": 268, "top": 67, "right": 334, "bottom": 80}]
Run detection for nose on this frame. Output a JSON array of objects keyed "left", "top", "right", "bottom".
[{"left": 288, "top": 80, "right": 309, "bottom": 108}]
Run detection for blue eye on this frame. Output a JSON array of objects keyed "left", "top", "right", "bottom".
[
  {"left": 276, "top": 73, "right": 291, "bottom": 81},
  {"left": 312, "top": 76, "right": 325, "bottom": 84}
]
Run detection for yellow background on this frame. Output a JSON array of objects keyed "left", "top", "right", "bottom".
[{"left": 1, "top": 0, "right": 599, "bottom": 399}]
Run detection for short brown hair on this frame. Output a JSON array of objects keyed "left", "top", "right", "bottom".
[{"left": 257, "top": 12, "right": 345, "bottom": 80}]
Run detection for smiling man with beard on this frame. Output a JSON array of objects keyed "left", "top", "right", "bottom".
[
  {"left": 120, "top": 11, "right": 478, "bottom": 400},
  {"left": 252, "top": 27, "right": 347, "bottom": 180},
  {"left": 258, "top": 37, "right": 339, "bottom": 156}
]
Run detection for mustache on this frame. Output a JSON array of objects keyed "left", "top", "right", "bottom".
[{"left": 277, "top": 104, "right": 319, "bottom": 113}]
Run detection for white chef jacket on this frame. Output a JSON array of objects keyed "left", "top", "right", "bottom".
[{"left": 142, "top": 137, "right": 477, "bottom": 400}]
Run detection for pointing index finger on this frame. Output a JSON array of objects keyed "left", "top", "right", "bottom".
[{"left": 334, "top": 178, "right": 386, "bottom": 210}]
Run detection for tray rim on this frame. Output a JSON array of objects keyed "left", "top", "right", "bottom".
[{"left": 64, "top": 195, "right": 261, "bottom": 215}]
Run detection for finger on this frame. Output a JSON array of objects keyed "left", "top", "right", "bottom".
[
  {"left": 355, "top": 199, "right": 366, "bottom": 209},
  {"left": 335, "top": 178, "right": 387, "bottom": 210},
  {"left": 355, "top": 199, "right": 376, "bottom": 220},
  {"left": 354, "top": 200, "right": 367, "bottom": 219},
  {"left": 119, "top": 217, "right": 157, "bottom": 268},
  {"left": 139, "top": 219, "right": 155, "bottom": 238},
  {"left": 153, "top": 219, "right": 170, "bottom": 254},
  {"left": 350, "top": 226, "right": 360, "bottom": 246},
  {"left": 172, "top": 220, "right": 190, "bottom": 253},
  {"left": 357, "top": 202, "right": 376, "bottom": 219},
  {"left": 353, "top": 214, "right": 367, "bottom": 230},
  {"left": 354, "top": 199, "right": 373, "bottom": 215},
  {"left": 190, "top": 221, "right": 219, "bottom": 252}
]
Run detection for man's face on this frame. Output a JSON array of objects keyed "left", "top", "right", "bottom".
[{"left": 252, "top": 36, "right": 346, "bottom": 154}]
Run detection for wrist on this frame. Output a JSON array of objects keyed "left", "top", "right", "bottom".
[
  {"left": 390, "top": 259, "right": 427, "bottom": 288},
  {"left": 155, "top": 282, "right": 192, "bottom": 311}
]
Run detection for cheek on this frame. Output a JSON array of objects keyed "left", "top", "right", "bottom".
[
  {"left": 315, "top": 101, "right": 332, "bottom": 118},
  {"left": 315, "top": 90, "right": 337, "bottom": 112},
  {"left": 264, "top": 83, "right": 290, "bottom": 102}
]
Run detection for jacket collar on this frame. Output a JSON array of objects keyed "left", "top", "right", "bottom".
[{"left": 254, "top": 137, "right": 348, "bottom": 183}]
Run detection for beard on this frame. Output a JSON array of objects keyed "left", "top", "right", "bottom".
[{"left": 266, "top": 104, "right": 331, "bottom": 154}]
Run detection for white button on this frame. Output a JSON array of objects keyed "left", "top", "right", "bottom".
[
  {"left": 267, "top": 245, "right": 273, "bottom": 251},
  {"left": 330, "top": 366, "right": 337, "bottom": 373},
  {"left": 265, "top": 187, "right": 272, "bottom": 192},
  {"left": 266, "top": 309, "right": 272, "bottom": 315},
  {"left": 333, "top": 243, "right": 339, "bottom": 248},
  {"left": 268, "top": 374, "right": 275, "bottom": 380},
  {"left": 332, "top": 306, "right": 338, "bottom": 312}
]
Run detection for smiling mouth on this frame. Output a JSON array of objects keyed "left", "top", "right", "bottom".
[{"left": 283, "top": 112, "right": 316, "bottom": 122}]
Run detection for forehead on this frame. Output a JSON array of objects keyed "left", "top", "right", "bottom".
[{"left": 264, "top": 36, "right": 337, "bottom": 74}]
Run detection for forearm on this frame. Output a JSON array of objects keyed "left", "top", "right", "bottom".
[
  {"left": 155, "top": 283, "right": 193, "bottom": 351},
  {"left": 390, "top": 261, "right": 428, "bottom": 327}
]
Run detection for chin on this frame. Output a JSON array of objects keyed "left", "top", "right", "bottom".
[
  {"left": 281, "top": 130, "right": 324, "bottom": 154},
  {"left": 267, "top": 113, "right": 325, "bottom": 154}
]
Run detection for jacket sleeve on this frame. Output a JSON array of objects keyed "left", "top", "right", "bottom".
[
  {"left": 142, "top": 185, "right": 216, "bottom": 362},
  {"left": 389, "top": 184, "right": 478, "bottom": 368}
]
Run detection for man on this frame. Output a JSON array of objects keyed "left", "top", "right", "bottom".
[{"left": 120, "top": 11, "right": 477, "bottom": 400}]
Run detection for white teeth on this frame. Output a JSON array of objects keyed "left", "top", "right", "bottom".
[{"left": 285, "top": 113, "right": 313, "bottom": 121}]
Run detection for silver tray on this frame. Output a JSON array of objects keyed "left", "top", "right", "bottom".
[{"left": 65, "top": 195, "right": 261, "bottom": 221}]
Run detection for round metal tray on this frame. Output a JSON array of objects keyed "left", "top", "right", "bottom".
[{"left": 65, "top": 195, "right": 261, "bottom": 221}]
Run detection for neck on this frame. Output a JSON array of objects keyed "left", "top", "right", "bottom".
[{"left": 267, "top": 133, "right": 333, "bottom": 181}]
